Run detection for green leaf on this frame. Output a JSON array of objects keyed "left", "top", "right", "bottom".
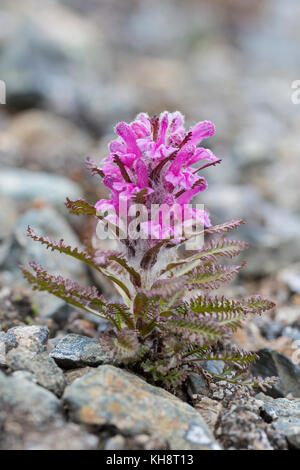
[
  {"left": 186, "top": 263, "right": 244, "bottom": 290},
  {"left": 65, "top": 198, "right": 97, "bottom": 217},
  {"left": 164, "top": 316, "right": 230, "bottom": 347},
  {"left": 113, "top": 329, "right": 140, "bottom": 361},
  {"left": 166, "top": 239, "right": 248, "bottom": 277}
]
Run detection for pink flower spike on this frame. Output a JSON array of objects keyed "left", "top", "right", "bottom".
[
  {"left": 135, "top": 159, "right": 149, "bottom": 188},
  {"left": 115, "top": 122, "right": 141, "bottom": 157},
  {"left": 109, "top": 140, "right": 126, "bottom": 154},
  {"left": 131, "top": 121, "right": 150, "bottom": 139},
  {"left": 168, "top": 144, "right": 196, "bottom": 176},
  {"left": 156, "top": 112, "right": 169, "bottom": 146},
  {"left": 169, "top": 111, "right": 184, "bottom": 133},
  {"left": 176, "top": 182, "right": 207, "bottom": 205},
  {"left": 189, "top": 121, "right": 215, "bottom": 145},
  {"left": 187, "top": 147, "right": 218, "bottom": 166}
]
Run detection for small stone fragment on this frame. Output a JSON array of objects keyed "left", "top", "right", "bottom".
[
  {"left": 50, "top": 334, "right": 114, "bottom": 368},
  {"left": 6, "top": 347, "right": 66, "bottom": 396},
  {"left": 5, "top": 325, "right": 49, "bottom": 353}
]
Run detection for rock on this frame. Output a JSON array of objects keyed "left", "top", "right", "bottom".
[
  {"left": 251, "top": 348, "right": 300, "bottom": 398},
  {"left": 215, "top": 388, "right": 287, "bottom": 450},
  {"left": 104, "top": 434, "right": 168, "bottom": 451},
  {"left": 1, "top": 110, "right": 95, "bottom": 174},
  {"left": 187, "top": 372, "right": 210, "bottom": 399},
  {"left": 261, "top": 321, "right": 283, "bottom": 340},
  {"left": 282, "top": 326, "right": 300, "bottom": 343},
  {"left": 0, "top": 289, "right": 35, "bottom": 330},
  {"left": 1, "top": 206, "right": 88, "bottom": 316},
  {"left": 279, "top": 264, "right": 300, "bottom": 294},
  {"left": 194, "top": 397, "right": 223, "bottom": 430},
  {"left": 63, "top": 365, "right": 220, "bottom": 450},
  {"left": 0, "top": 168, "right": 82, "bottom": 209},
  {"left": 0, "top": 196, "right": 17, "bottom": 265},
  {"left": 203, "top": 185, "right": 300, "bottom": 276},
  {"left": 0, "top": 370, "right": 63, "bottom": 426},
  {"left": 187, "top": 361, "right": 225, "bottom": 399},
  {"left": 64, "top": 367, "right": 93, "bottom": 386},
  {"left": 5, "top": 325, "right": 49, "bottom": 353},
  {"left": 6, "top": 348, "right": 66, "bottom": 396},
  {"left": 0, "top": 332, "right": 6, "bottom": 367},
  {"left": 0, "top": 406, "right": 98, "bottom": 450},
  {"left": 15, "top": 422, "right": 99, "bottom": 451},
  {"left": 50, "top": 334, "right": 113, "bottom": 369},
  {"left": 201, "top": 360, "right": 224, "bottom": 375},
  {"left": 257, "top": 393, "right": 300, "bottom": 449},
  {"left": 0, "top": 1, "right": 108, "bottom": 123}
]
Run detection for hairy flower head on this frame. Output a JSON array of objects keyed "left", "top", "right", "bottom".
[{"left": 93, "top": 112, "right": 220, "bottom": 246}]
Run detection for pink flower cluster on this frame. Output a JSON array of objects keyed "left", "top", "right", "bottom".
[{"left": 94, "top": 111, "right": 219, "bottom": 242}]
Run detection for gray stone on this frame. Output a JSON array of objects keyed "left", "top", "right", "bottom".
[
  {"left": 104, "top": 434, "right": 168, "bottom": 451},
  {"left": 64, "top": 367, "right": 94, "bottom": 386},
  {"left": 0, "top": 196, "right": 17, "bottom": 265},
  {"left": 187, "top": 362, "right": 225, "bottom": 399},
  {"left": 282, "top": 326, "right": 300, "bottom": 343},
  {"left": 5, "top": 325, "right": 49, "bottom": 353},
  {"left": 187, "top": 372, "right": 209, "bottom": 399},
  {"left": 1, "top": 206, "right": 88, "bottom": 317},
  {"left": 14, "top": 422, "right": 99, "bottom": 451},
  {"left": 251, "top": 348, "right": 300, "bottom": 398},
  {"left": 0, "top": 168, "right": 81, "bottom": 208},
  {"left": 0, "top": 370, "right": 63, "bottom": 426},
  {"left": 0, "top": 332, "right": 6, "bottom": 367},
  {"left": 261, "top": 321, "right": 283, "bottom": 340},
  {"left": 63, "top": 365, "right": 220, "bottom": 450},
  {"left": 257, "top": 393, "right": 300, "bottom": 449},
  {"left": 279, "top": 264, "right": 300, "bottom": 294},
  {"left": 6, "top": 348, "right": 66, "bottom": 396},
  {"left": 50, "top": 334, "right": 113, "bottom": 369},
  {"left": 203, "top": 185, "right": 300, "bottom": 276},
  {"left": 201, "top": 360, "right": 224, "bottom": 375}
]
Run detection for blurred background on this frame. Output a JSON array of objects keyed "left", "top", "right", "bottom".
[{"left": 0, "top": 0, "right": 300, "bottom": 354}]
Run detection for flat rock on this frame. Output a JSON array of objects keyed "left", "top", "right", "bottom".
[
  {"left": 251, "top": 348, "right": 300, "bottom": 398},
  {"left": 257, "top": 393, "right": 300, "bottom": 449},
  {"left": 6, "top": 348, "right": 66, "bottom": 396},
  {"left": 63, "top": 365, "right": 220, "bottom": 450},
  {"left": 0, "top": 370, "right": 63, "bottom": 425},
  {"left": 50, "top": 334, "right": 114, "bottom": 369},
  {"left": 5, "top": 325, "right": 49, "bottom": 353}
]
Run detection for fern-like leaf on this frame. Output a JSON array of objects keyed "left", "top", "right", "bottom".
[
  {"left": 65, "top": 198, "right": 97, "bottom": 217},
  {"left": 186, "top": 263, "right": 244, "bottom": 290},
  {"left": 21, "top": 262, "right": 108, "bottom": 317},
  {"left": 163, "top": 314, "right": 230, "bottom": 347},
  {"left": 202, "top": 347, "right": 259, "bottom": 370},
  {"left": 164, "top": 239, "right": 248, "bottom": 277},
  {"left": 204, "top": 219, "right": 245, "bottom": 235},
  {"left": 189, "top": 295, "right": 274, "bottom": 316},
  {"left": 112, "top": 329, "right": 140, "bottom": 361},
  {"left": 27, "top": 226, "right": 104, "bottom": 272}
]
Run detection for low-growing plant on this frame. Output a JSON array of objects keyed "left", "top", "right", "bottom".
[{"left": 22, "top": 111, "right": 276, "bottom": 391}]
